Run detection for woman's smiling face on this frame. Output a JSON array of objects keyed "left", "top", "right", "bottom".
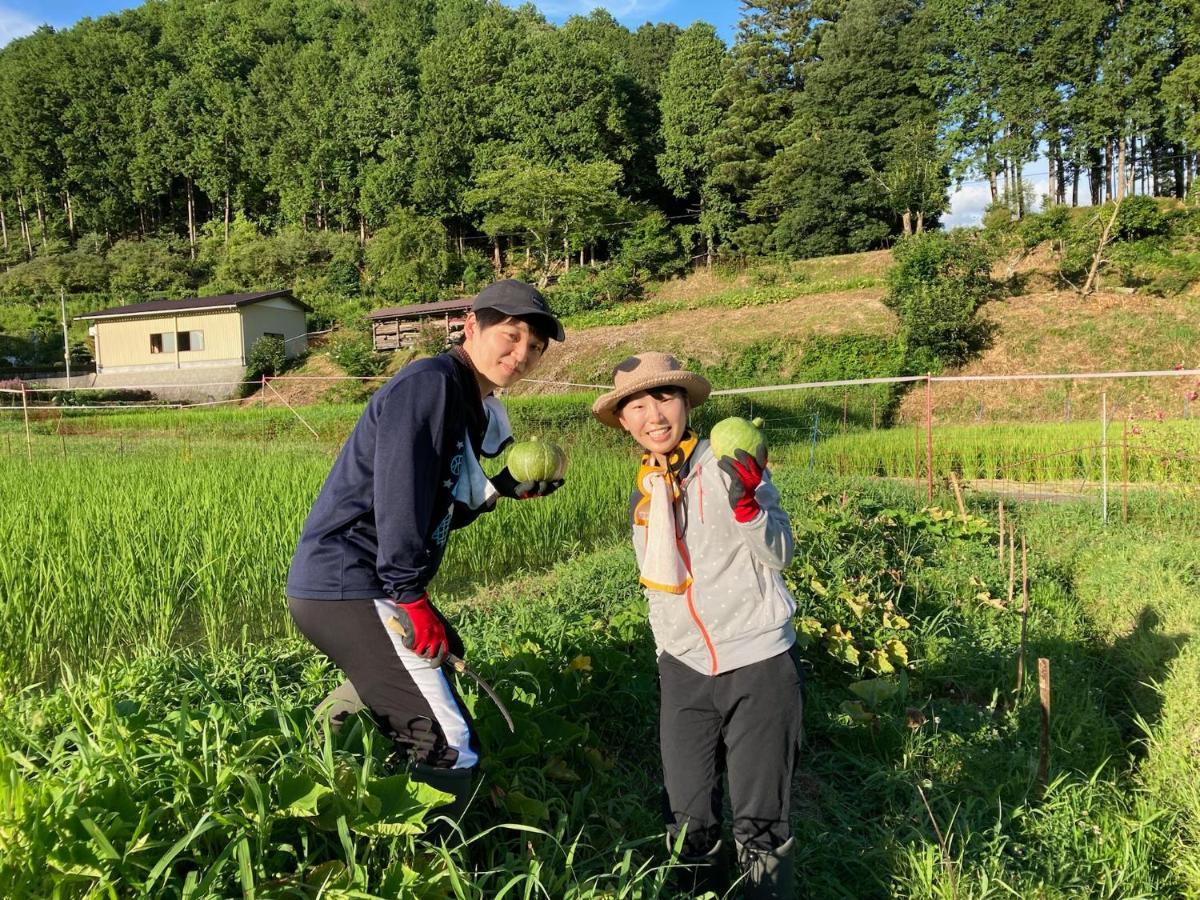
[{"left": 616, "top": 387, "right": 689, "bottom": 455}]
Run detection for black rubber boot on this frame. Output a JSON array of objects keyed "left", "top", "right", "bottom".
[
  {"left": 410, "top": 762, "right": 476, "bottom": 838},
  {"left": 313, "top": 678, "right": 366, "bottom": 730},
  {"left": 667, "top": 834, "right": 730, "bottom": 898},
  {"left": 735, "top": 836, "right": 794, "bottom": 900}
]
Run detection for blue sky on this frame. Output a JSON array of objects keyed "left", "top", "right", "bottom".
[
  {"left": 4, "top": 0, "right": 743, "bottom": 41},
  {"left": 5, "top": 0, "right": 1024, "bottom": 226}
]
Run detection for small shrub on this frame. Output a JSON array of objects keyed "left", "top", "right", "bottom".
[
  {"left": 885, "top": 232, "right": 995, "bottom": 366},
  {"left": 247, "top": 335, "right": 286, "bottom": 379},
  {"left": 1018, "top": 204, "right": 1072, "bottom": 248},
  {"left": 328, "top": 333, "right": 385, "bottom": 378},
  {"left": 549, "top": 263, "right": 642, "bottom": 316},
  {"left": 1114, "top": 196, "right": 1170, "bottom": 242}
]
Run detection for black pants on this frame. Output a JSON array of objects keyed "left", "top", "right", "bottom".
[
  {"left": 659, "top": 646, "right": 804, "bottom": 854},
  {"left": 289, "top": 596, "right": 479, "bottom": 770}
]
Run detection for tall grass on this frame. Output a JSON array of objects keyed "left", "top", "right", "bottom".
[
  {"left": 774, "top": 418, "right": 1200, "bottom": 484},
  {"left": 0, "top": 425, "right": 634, "bottom": 689}
]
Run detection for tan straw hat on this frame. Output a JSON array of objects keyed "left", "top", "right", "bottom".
[{"left": 591, "top": 352, "right": 711, "bottom": 428}]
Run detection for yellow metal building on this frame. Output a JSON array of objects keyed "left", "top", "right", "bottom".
[{"left": 77, "top": 290, "right": 310, "bottom": 374}]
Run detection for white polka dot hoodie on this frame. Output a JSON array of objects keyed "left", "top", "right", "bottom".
[{"left": 631, "top": 439, "right": 797, "bottom": 676}]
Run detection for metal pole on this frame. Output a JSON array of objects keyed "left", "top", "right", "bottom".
[
  {"left": 925, "top": 374, "right": 934, "bottom": 503},
  {"left": 1101, "top": 391, "right": 1108, "bottom": 524},
  {"left": 60, "top": 287, "right": 71, "bottom": 386}
]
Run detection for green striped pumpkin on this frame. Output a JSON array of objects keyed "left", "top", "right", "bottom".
[{"left": 507, "top": 437, "right": 568, "bottom": 482}]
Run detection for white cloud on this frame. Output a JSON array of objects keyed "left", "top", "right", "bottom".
[
  {"left": 0, "top": 5, "right": 42, "bottom": 47},
  {"left": 943, "top": 164, "right": 1056, "bottom": 229}
]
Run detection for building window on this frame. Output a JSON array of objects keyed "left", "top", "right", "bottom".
[
  {"left": 177, "top": 330, "right": 204, "bottom": 352},
  {"left": 150, "top": 332, "right": 176, "bottom": 354}
]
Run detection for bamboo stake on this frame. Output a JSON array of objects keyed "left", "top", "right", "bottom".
[
  {"left": 1006, "top": 524, "right": 1016, "bottom": 608},
  {"left": 949, "top": 471, "right": 967, "bottom": 519},
  {"left": 1037, "top": 658, "right": 1051, "bottom": 797},
  {"left": 1015, "top": 534, "right": 1029, "bottom": 697}
]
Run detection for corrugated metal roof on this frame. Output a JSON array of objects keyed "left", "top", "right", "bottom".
[
  {"left": 77, "top": 289, "right": 311, "bottom": 320},
  {"left": 367, "top": 298, "right": 473, "bottom": 320}
]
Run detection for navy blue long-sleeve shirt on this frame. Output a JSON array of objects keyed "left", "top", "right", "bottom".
[{"left": 286, "top": 351, "right": 488, "bottom": 603}]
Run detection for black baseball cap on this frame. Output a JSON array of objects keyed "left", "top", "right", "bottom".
[{"left": 472, "top": 279, "right": 565, "bottom": 342}]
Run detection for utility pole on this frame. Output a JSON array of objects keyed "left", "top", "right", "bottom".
[{"left": 60, "top": 286, "right": 71, "bottom": 385}]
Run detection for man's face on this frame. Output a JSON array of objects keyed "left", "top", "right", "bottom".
[
  {"left": 463, "top": 312, "right": 547, "bottom": 389},
  {"left": 616, "top": 388, "right": 689, "bottom": 455}
]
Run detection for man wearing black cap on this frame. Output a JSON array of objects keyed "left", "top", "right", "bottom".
[{"left": 286, "top": 279, "right": 565, "bottom": 818}]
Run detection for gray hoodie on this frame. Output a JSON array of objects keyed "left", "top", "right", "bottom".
[{"left": 632, "top": 440, "right": 797, "bottom": 676}]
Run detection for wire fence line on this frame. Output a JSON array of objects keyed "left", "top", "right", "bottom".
[
  {"left": 3, "top": 368, "right": 1198, "bottom": 524},
  {"left": 4, "top": 365, "right": 1199, "bottom": 397}
]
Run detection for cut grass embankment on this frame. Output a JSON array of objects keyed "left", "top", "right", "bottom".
[{"left": 895, "top": 289, "right": 1200, "bottom": 426}]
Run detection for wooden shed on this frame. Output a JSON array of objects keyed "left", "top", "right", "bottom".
[
  {"left": 367, "top": 298, "right": 473, "bottom": 351},
  {"left": 77, "top": 290, "right": 310, "bottom": 374}
]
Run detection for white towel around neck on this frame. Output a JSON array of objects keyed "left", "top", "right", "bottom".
[{"left": 452, "top": 395, "right": 514, "bottom": 511}]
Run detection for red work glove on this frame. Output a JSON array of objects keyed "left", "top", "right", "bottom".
[
  {"left": 392, "top": 595, "right": 449, "bottom": 665},
  {"left": 717, "top": 446, "right": 767, "bottom": 523}
]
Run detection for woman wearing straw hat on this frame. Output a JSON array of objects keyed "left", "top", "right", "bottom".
[{"left": 592, "top": 352, "right": 803, "bottom": 899}]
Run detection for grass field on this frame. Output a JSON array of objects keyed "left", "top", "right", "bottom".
[{"left": 2, "top": 402, "right": 1199, "bottom": 897}]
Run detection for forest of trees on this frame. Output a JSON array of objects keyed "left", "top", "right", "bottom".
[{"left": 0, "top": 0, "right": 1197, "bottom": 298}]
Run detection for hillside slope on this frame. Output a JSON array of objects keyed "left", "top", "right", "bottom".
[
  {"left": 268, "top": 246, "right": 1199, "bottom": 425},
  {"left": 534, "top": 250, "right": 1199, "bottom": 425}
]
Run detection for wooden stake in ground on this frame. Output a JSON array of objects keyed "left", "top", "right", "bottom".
[
  {"left": 1015, "top": 534, "right": 1029, "bottom": 697},
  {"left": 949, "top": 471, "right": 967, "bottom": 519},
  {"left": 1007, "top": 524, "right": 1016, "bottom": 608},
  {"left": 1037, "top": 657, "right": 1051, "bottom": 797}
]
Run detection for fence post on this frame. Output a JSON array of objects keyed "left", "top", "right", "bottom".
[
  {"left": 1015, "top": 534, "right": 1029, "bottom": 698},
  {"left": 925, "top": 374, "right": 934, "bottom": 504},
  {"left": 1101, "top": 391, "right": 1108, "bottom": 525},
  {"left": 20, "top": 381, "right": 31, "bottom": 462},
  {"left": 1037, "top": 658, "right": 1051, "bottom": 798}
]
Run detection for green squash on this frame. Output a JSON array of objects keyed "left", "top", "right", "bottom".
[
  {"left": 709, "top": 416, "right": 766, "bottom": 461},
  {"left": 507, "top": 437, "right": 568, "bottom": 482}
]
